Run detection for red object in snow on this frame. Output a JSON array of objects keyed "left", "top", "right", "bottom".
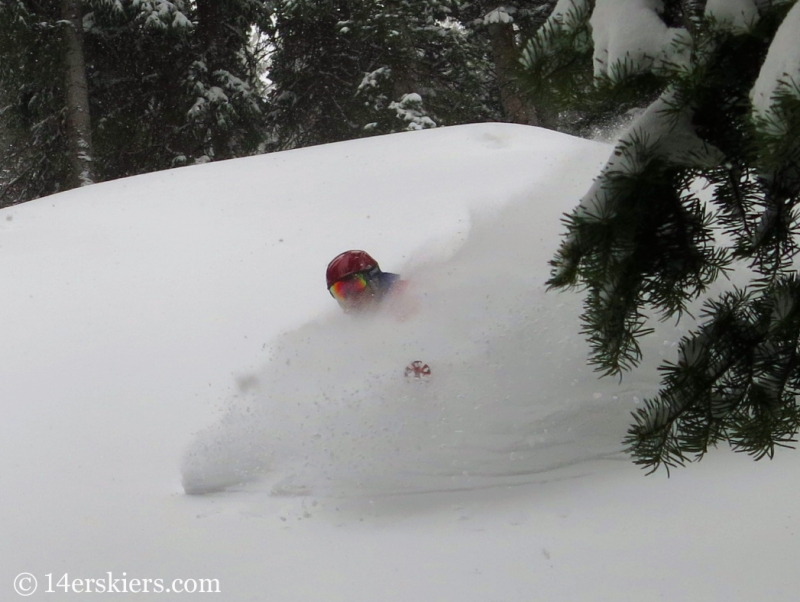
[{"left": 404, "top": 361, "right": 431, "bottom": 379}]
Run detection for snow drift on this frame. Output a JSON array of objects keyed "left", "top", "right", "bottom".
[{"left": 181, "top": 136, "right": 674, "bottom": 497}]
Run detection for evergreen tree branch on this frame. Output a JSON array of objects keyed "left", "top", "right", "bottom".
[{"left": 543, "top": 0, "right": 800, "bottom": 471}]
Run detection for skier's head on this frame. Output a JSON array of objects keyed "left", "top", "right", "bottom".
[{"left": 326, "top": 250, "right": 382, "bottom": 312}]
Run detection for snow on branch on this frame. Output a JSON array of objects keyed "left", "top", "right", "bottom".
[
  {"left": 590, "top": 0, "right": 688, "bottom": 82},
  {"left": 520, "top": 0, "right": 591, "bottom": 68},
  {"left": 88, "top": 0, "right": 125, "bottom": 14},
  {"left": 483, "top": 6, "right": 515, "bottom": 25},
  {"left": 575, "top": 90, "right": 724, "bottom": 223},
  {"left": 389, "top": 93, "right": 437, "bottom": 131},
  {"left": 704, "top": 0, "right": 760, "bottom": 32},
  {"left": 750, "top": 0, "right": 800, "bottom": 121},
  {"left": 130, "top": 0, "right": 193, "bottom": 30},
  {"left": 357, "top": 67, "right": 391, "bottom": 93}
]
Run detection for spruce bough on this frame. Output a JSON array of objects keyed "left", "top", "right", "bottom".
[{"left": 544, "top": 3, "right": 800, "bottom": 473}]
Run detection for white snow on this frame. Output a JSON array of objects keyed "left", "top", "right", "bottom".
[
  {"left": 705, "top": 0, "right": 760, "bottom": 32},
  {"left": 132, "top": 0, "right": 192, "bottom": 30},
  {"left": 572, "top": 90, "right": 723, "bottom": 227},
  {"left": 548, "top": 0, "right": 591, "bottom": 28},
  {"left": 590, "top": 0, "right": 686, "bottom": 80},
  {"left": 388, "top": 93, "right": 437, "bottom": 130},
  {"left": 357, "top": 66, "right": 390, "bottom": 92},
  {"left": 483, "top": 7, "right": 514, "bottom": 25},
  {"left": 751, "top": 0, "right": 800, "bottom": 118},
  {"left": 171, "top": 9, "right": 192, "bottom": 29},
  {"left": 1, "top": 123, "right": 798, "bottom": 600},
  {"left": 205, "top": 86, "right": 228, "bottom": 103}
]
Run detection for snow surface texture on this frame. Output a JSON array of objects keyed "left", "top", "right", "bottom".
[
  {"left": 180, "top": 125, "right": 641, "bottom": 497},
  {"left": 2, "top": 124, "right": 799, "bottom": 601},
  {"left": 181, "top": 180, "right": 656, "bottom": 497}
]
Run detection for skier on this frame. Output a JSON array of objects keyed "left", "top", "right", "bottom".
[
  {"left": 327, "top": 250, "right": 430, "bottom": 378},
  {"left": 326, "top": 250, "right": 404, "bottom": 313}
]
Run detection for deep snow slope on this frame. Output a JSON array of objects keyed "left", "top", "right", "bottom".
[
  {"left": 180, "top": 176, "right": 659, "bottom": 498},
  {"left": 2, "top": 124, "right": 798, "bottom": 602}
]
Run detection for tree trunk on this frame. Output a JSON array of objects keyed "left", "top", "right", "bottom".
[
  {"left": 488, "top": 21, "right": 539, "bottom": 126},
  {"left": 681, "top": 0, "right": 708, "bottom": 32},
  {"left": 61, "top": 0, "right": 94, "bottom": 187}
]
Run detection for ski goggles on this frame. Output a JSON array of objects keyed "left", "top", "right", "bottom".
[{"left": 329, "top": 272, "right": 370, "bottom": 302}]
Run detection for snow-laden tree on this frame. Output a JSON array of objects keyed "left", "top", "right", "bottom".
[
  {"left": 0, "top": 0, "right": 270, "bottom": 205},
  {"left": 265, "top": 0, "right": 501, "bottom": 149},
  {"left": 82, "top": 0, "right": 197, "bottom": 179},
  {"left": 81, "top": 0, "right": 270, "bottom": 169},
  {"left": 0, "top": 1, "right": 84, "bottom": 204},
  {"left": 186, "top": 0, "right": 271, "bottom": 161},
  {"left": 518, "top": 0, "right": 677, "bottom": 135},
  {"left": 539, "top": 0, "right": 800, "bottom": 472},
  {"left": 456, "top": 1, "right": 558, "bottom": 126}
]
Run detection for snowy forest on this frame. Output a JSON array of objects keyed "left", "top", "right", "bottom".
[
  {"left": 2, "top": 0, "right": 800, "bottom": 473},
  {"left": 0, "top": 0, "right": 558, "bottom": 204}
]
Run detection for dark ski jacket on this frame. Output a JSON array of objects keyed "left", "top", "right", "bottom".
[{"left": 371, "top": 271, "right": 403, "bottom": 302}]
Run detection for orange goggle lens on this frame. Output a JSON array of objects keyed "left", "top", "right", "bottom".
[{"left": 329, "top": 273, "right": 369, "bottom": 302}]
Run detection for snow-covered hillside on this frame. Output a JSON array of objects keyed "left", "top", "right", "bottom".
[{"left": 1, "top": 124, "right": 797, "bottom": 601}]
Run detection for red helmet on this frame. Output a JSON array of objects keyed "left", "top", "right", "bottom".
[{"left": 326, "top": 250, "right": 379, "bottom": 287}]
